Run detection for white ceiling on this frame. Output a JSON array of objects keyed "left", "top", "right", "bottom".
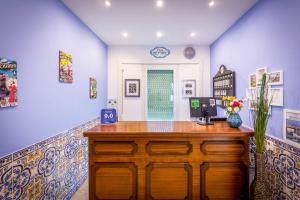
[{"left": 62, "top": 0, "right": 258, "bottom": 46}]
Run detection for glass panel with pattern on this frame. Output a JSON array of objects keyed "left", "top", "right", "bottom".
[{"left": 147, "top": 70, "right": 174, "bottom": 120}]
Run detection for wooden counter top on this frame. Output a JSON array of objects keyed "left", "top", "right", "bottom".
[{"left": 83, "top": 121, "right": 253, "bottom": 137}]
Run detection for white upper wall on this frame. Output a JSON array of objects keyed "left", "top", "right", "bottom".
[{"left": 107, "top": 45, "right": 211, "bottom": 120}]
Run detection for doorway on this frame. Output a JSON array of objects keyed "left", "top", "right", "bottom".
[{"left": 147, "top": 70, "right": 174, "bottom": 120}]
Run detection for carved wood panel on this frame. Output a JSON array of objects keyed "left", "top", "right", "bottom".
[
  {"left": 146, "top": 141, "right": 193, "bottom": 155},
  {"left": 200, "top": 162, "right": 248, "bottom": 200},
  {"left": 92, "top": 162, "right": 138, "bottom": 200},
  {"left": 146, "top": 162, "right": 192, "bottom": 200},
  {"left": 93, "top": 141, "right": 138, "bottom": 155},
  {"left": 200, "top": 140, "right": 245, "bottom": 155}
]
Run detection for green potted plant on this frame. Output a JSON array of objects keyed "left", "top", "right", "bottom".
[{"left": 250, "top": 73, "right": 272, "bottom": 200}]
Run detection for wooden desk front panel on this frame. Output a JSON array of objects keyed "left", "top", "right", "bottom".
[{"left": 87, "top": 137, "right": 250, "bottom": 200}]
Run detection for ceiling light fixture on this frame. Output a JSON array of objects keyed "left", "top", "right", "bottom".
[
  {"left": 122, "top": 32, "right": 128, "bottom": 38},
  {"left": 190, "top": 32, "right": 196, "bottom": 37},
  {"left": 156, "top": 0, "right": 164, "bottom": 8},
  {"left": 156, "top": 31, "right": 163, "bottom": 38},
  {"left": 208, "top": 1, "right": 215, "bottom": 7},
  {"left": 105, "top": 0, "right": 111, "bottom": 7}
]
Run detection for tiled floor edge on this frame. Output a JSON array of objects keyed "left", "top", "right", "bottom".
[{"left": 64, "top": 172, "right": 88, "bottom": 200}]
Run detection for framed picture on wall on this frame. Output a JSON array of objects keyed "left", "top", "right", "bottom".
[
  {"left": 268, "top": 87, "right": 283, "bottom": 106},
  {"left": 248, "top": 74, "right": 257, "bottom": 88},
  {"left": 246, "top": 88, "right": 257, "bottom": 101},
  {"left": 125, "top": 79, "right": 140, "bottom": 97},
  {"left": 256, "top": 67, "right": 267, "bottom": 85},
  {"left": 0, "top": 58, "right": 17, "bottom": 108},
  {"left": 89, "top": 77, "right": 97, "bottom": 99},
  {"left": 248, "top": 100, "right": 257, "bottom": 110},
  {"left": 283, "top": 109, "right": 300, "bottom": 148},
  {"left": 59, "top": 51, "right": 73, "bottom": 83},
  {"left": 182, "top": 80, "right": 196, "bottom": 98},
  {"left": 268, "top": 70, "right": 283, "bottom": 86}
]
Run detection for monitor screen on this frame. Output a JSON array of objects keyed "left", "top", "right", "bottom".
[{"left": 189, "top": 97, "right": 217, "bottom": 118}]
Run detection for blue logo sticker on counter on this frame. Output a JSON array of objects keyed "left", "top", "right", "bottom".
[{"left": 101, "top": 109, "right": 117, "bottom": 124}]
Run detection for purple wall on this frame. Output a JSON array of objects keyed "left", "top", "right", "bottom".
[
  {"left": 0, "top": 0, "right": 108, "bottom": 157},
  {"left": 211, "top": 0, "right": 300, "bottom": 139}
]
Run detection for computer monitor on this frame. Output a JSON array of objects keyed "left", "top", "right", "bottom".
[{"left": 189, "top": 97, "right": 217, "bottom": 125}]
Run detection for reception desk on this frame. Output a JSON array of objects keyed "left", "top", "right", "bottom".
[{"left": 84, "top": 121, "right": 253, "bottom": 200}]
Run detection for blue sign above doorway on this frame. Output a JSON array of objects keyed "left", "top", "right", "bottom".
[{"left": 150, "top": 47, "right": 170, "bottom": 58}]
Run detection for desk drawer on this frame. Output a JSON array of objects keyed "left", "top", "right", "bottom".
[
  {"left": 201, "top": 141, "right": 245, "bottom": 155},
  {"left": 93, "top": 141, "right": 138, "bottom": 155},
  {"left": 146, "top": 141, "right": 192, "bottom": 155}
]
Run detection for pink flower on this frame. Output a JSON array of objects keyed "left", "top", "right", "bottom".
[{"left": 233, "top": 101, "right": 240, "bottom": 107}]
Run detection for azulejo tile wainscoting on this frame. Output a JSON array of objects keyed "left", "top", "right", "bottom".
[
  {"left": 250, "top": 136, "right": 300, "bottom": 200},
  {"left": 0, "top": 118, "right": 99, "bottom": 200}
]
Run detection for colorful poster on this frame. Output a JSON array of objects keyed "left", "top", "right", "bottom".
[
  {"left": 90, "top": 77, "right": 97, "bottom": 99},
  {"left": 0, "top": 58, "right": 17, "bottom": 108},
  {"left": 59, "top": 51, "right": 73, "bottom": 83}
]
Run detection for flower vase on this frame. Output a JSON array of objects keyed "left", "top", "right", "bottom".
[
  {"left": 227, "top": 113, "right": 242, "bottom": 128},
  {"left": 250, "top": 153, "right": 271, "bottom": 200}
]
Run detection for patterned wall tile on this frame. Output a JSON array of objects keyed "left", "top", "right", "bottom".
[
  {"left": 0, "top": 164, "right": 13, "bottom": 200},
  {"left": 250, "top": 135, "right": 300, "bottom": 199},
  {"left": 0, "top": 118, "right": 99, "bottom": 200}
]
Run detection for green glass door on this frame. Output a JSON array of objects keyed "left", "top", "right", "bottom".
[{"left": 147, "top": 70, "right": 174, "bottom": 120}]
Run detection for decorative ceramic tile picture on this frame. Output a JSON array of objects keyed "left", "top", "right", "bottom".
[
  {"left": 89, "top": 77, "right": 97, "bottom": 99},
  {"left": 125, "top": 79, "right": 140, "bottom": 97},
  {"left": 248, "top": 73, "right": 256, "bottom": 88},
  {"left": 268, "top": 87, "right": 283, "bottom": 106},
  {"left": 0, "top": 58, "right": 17, "bottom": 108},
  {"left": 283, "top": 109, "right": 300, "bottom": 147},
  {"left": 256, "top": 67, "right": 267, "bottom": 85},
  {"left": 182, "top": 80, "right": 196, "bottom": 98},
  {"left": 268, "top": 70, "right": 283, "bottom": 86},
  {"left": 59, "top": 51, "right": 73, "bottom": 83}
]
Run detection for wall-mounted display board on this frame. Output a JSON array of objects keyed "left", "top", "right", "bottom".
[{"left": 213, "top": 65, "right": 236, "bottom": 107}]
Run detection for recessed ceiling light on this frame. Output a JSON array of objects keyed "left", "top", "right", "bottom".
[
  {"left": 122, "top": 32, "right": 128, "bottom": 38},
  {"left": 209, "top": 1, "right": 215, "bottom": 7},
  {"left": 105, "top": 0, "right": 111, "bottom": 7},
  {"left": 156, "top": 31, "right": 163, "bottom": 38},
  {"left": 190, "top": 32, "right": 196, "bottom": 37},
  {"left": 156, "top": 0, "right": 164, "bottom": 8}
]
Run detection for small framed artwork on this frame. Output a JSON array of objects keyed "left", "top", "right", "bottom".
[
  {"left": 182, "top": 80, "right": 196, "bottom": 98},
  {"left": 283, "top": 109, "right": 300, "bottom": 147},
  {"left": 89, "top": 77, "right": 97, "bottom": 99},
  {"left": 268, "top": 87, "right": 283, "bottom": 106},
  {"left": 59, "top": 51, "right": 73, "bottom": 83},
  {"left": 248, "top": 74, "right": 256, "bottom": 88},
  {"left": 246, "top": 88, "right": 257, "bottom": 101},
  {"left": 248, "top": 100, "right": 257, "bottom": 110},
  {"left": 268, "top": 70, "right": 283, "bottom": 86},
  {"left": 256, "top": 67, "right": 267, "bottom": 85},
  {"left": 125, "top": 79, "right": 140, "bottom": 97}
]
